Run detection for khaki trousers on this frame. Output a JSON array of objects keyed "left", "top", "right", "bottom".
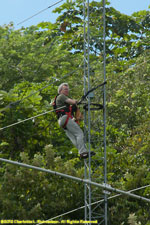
[{"left": 58, "top": 115, "right": 87, "bottom": 154}]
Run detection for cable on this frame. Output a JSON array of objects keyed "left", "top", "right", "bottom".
[
  {"left": 0, "top": 67, "right": 105, "bottom": 132},
  {"left": 17, "top": 0, "right": 64, "bottom": 26},
  {"left": 39, "top": 184, "right": 150, "bottom": 223},
  {"left": 0, "top": 62, "right": 83, "bottom": 113},
  {"left": 83, "top": 103, "right": 103, "bottom": 111},
  {"left": 20, "top": 63, "right": 83, "bottom": 103},
  {"left": 0, "top": 39, "right": 60, "bottom": 112},
  {"left": 0, "top": 106, "right": 65, "bottom": 131},
  {"left": 1, "top": 55, "right": 103, "bottom": 113},
  {"left": 0, "top": 62, "right": 85, "bottom": 131},
  {"left": 0, "top": 58, "right": 103, "bottom": 130},
  {"left": 125, "top": 58, "right": 150, "bottom": 73},
  {"left": 78, "top": 81, "right": 107, "bottom": 104},
  {"left": 9, "top": 1, "right": 66, "bottom": 107},
  {"left": 2, "top": 19, "right": 103, "bottom": 113},
  {"left": 0, "top": 41, "right": 103, "bottom": 114}
]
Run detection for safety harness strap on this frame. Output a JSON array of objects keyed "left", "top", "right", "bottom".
[
  {"left": 53, "top": 95, "right": 77, "bottom": 129},
  {"left": 62, "top": 115, "right": 70, "bottom": 129},
  {"left": 62, "top": 106, "right": 73, "bottom": 129}
]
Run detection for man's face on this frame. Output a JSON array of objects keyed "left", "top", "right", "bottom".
[{"left": 60, "top": 85, "right": 69, "bottom": 96}]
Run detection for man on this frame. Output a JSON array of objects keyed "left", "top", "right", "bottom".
[{"left": 54, "top": 83, "right": 95, "bottom": 159}]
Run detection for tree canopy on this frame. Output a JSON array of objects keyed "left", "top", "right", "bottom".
[{"left": 0, "top": 0, "right": 150, "bottom": 224}]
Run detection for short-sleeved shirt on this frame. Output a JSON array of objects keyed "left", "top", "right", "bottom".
[{"left": 56, "top": 94, "right": 69, "bottom": 108}]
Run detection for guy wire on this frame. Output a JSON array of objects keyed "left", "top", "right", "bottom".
[
  {"left": 36, "top": 184, "right": 150, "bottom": 223},
  {"left": 0, "top": 106, "right": 65, "bottom": 131},
  {"left": 17, "top": 0, "right": 64, "bottom": 26}
]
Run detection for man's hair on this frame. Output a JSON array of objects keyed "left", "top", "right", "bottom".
[{"left": 58, "top": 83, "right": 69, "bottom": 94}]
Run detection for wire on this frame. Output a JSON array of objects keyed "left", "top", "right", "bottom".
[
  {"left": 78, "top": 81, "right": 107, "bottom": 104},
  {"left": 2, "top": 18, "right": 103, "bottom": 113},
  {"left": 0, "top": 62, "right": 83, "bottom": 113},
  {"left": 0, "top": 36, "right": 103, "bottom": 114},
  {"left": 16, "top": 37, "right": 61, "bottom": 105},
  {"left": 0, "top": 62, "right": 85, "bottom": 131},
  {"left": 20, "top": 64, "right": 83, "bottom": 103},
  {"left": 0, "top": 64, "right": 105, "bottom": 132},
  {"left": 0, "top": 58, "right": 103, "bottom": 130},
  {"left": 38, "top": 184, "right": 150, "bottom": 223},
  {"left": 0, "top": 106, "right": 65, "bottom": 131},
  {"left": 0, "top": 39, "right": 60, "bottom": 112},
  {"left": 125, "top": 58, "right": 150, "bottom": 73},
  {"left": 17, "top": 0, "right": 64, "bottom": 26}
]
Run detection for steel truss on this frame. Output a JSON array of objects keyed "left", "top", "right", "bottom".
[{"left": 83, "top": 0, "right": 107, "bottom": 224}]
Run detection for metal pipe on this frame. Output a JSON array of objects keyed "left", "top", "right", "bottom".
[
  {"left": 47, "top": 184, "right": 150, "bottom": 222},
  {"left": 0, "top": 157, "right": 150, "bottom": 203},
  {"left": 103, "top": 0, "right": 107, "bottom": 224},
  {"left": 83, "top": 0, "right": 88, "bottom": 220}
]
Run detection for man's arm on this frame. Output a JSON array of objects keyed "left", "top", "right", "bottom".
[{"left": 65, "top": 98, "right": 77, "bottom": 105}]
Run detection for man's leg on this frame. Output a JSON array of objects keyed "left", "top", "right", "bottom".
[
  {"left": 58, "top": 116, "right": 95, "bottom": 159},
  {"left": 65, "top": 118, "right": 87, "bottom": 155}
]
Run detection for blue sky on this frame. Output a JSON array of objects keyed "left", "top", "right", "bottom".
[{"left": 0, "top": 0, "right": 149, "bottom": 29}]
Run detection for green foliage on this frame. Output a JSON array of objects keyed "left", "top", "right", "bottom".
[
  {"left": 0, "top": 0, "right": 150, "bottom": 223},
  {"left": 0, "top": 145, "right": 84, "bottom": 219}
]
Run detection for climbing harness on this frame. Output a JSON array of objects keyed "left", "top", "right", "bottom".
[
  {"left": 53, "top": 81, "right": 107, "bottom": 128},
  {"left": 52, "top": 95, "right": 77, "bottom": 129}
]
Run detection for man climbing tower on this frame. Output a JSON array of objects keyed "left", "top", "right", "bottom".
[{"left": 54, "top": 83, "right": 95, "bottom": 159}]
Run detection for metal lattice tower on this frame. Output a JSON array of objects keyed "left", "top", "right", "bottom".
[{"left": 83, "top": 0, "right": 107, "bottom": 224}]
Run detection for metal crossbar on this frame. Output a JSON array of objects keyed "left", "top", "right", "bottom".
[{"left": 0, "top": 157, "right": 150, "bottom": 203}]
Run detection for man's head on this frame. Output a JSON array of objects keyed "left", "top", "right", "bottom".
[{"left": 58, "top": 83, "right": 69, "bottom": 96}]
